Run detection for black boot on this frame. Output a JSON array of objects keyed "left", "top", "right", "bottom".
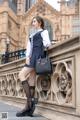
[
  {"left": 29, "top": 86, "right": 38, "bottom": 115},
  {"left": 16, "top": 80, "right": 32, "bottom": 117}
]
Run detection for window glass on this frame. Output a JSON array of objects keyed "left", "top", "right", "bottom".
[
  {"left": 72, "top": 15, "right": 80, "bottom": 36},
  {"left": 9, "top": 0, "right": 17, "bottom": 13},
  {"left": 25, "top": 0, "right": 36, "bottom": 11}
]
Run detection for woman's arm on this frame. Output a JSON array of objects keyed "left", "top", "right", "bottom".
[
  {"left": 41, "top": 30, "right": 51, "bottom": 48},
  {"left": 26, "top": 40, "right": 31, "bottom": 64},
  {"left": 26, "top": 40, "right": 31, "bottom": 57}
]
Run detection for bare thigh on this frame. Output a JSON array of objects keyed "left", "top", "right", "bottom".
[{"left": 19, "top": 66, "right": 34, "bottom": 81}]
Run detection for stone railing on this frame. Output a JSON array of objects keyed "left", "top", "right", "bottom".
[
  {"left": 0, "top": 58, "right": 26, "bottom": 106},
  {"left": 0, "top": 36, "right": 80, "bottom": 120},
  {"left": 1, "top": 49, "right": 26, "bottom": 64},
  {"left": 35, "top": 35, "right": 80, "bottom": 120}
]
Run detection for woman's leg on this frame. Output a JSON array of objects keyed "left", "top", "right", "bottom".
[
  {"left": 28, "top": 71, "right": 37, "bottom": 115},
  {"left": 19, "top": 66, "right": 33, "bottom": 81},
  {"left": 16, "top": 66, "right": 34, "bottom": 117},
  {"left": 19, "top": 67, "right": 36, "bottom": 102}
]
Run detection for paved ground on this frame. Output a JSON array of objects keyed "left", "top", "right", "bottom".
[{"left": 0, "top": 101, "right": 48, "bottom": 120}]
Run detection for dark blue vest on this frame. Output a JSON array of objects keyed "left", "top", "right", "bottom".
[
  {"left": 30, "top": 31, "right": 44, "bottom": 57},
  {"left": 28, "top": 31, "right": 45, "bottom": 68}
]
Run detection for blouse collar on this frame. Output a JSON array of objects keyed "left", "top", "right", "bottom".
[{"left": 29, "top": 28, "right": 43, "bottom": 38}]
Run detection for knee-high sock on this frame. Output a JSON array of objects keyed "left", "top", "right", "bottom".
[
  {"left": 29, "top": 86, "right": 35, "bottom": 98},
  {"left": 21, "top": 80, "right": 31, "bottom": 109}
]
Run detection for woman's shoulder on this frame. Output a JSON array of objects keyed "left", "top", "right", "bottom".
[
  {"left": 41, "top": 29, "right": 48, "bottom": 34},
  {"left": 42, "top": 29, "right": 48, "bottom": 32}
]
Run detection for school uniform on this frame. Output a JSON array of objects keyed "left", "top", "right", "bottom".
[
  {"left": 16, "top": 29, "right": 51, "bottom": 118},
  {"left": 25, "top": 29, "right": 51, "bottom": 69}
]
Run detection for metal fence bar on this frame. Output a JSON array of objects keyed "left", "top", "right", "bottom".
[{"left": 1, "top": 49, "right": 26, "bottom": 64}]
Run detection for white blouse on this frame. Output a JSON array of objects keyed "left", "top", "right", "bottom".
[{"left": 26, "top": 29, "right": 51, "bottom": 57}]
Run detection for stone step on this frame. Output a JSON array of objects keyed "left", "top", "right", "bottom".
[{"left": 0, "top": 101, "right": 48, "bottom": 120}]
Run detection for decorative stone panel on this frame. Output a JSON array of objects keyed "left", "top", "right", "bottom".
[
  {"left": 51, "top": 61, "right": 72, "bottom": 105},
  {"left": 35, "top": 36, "right": 80, "bottom": 120},
  {"left": 0, "top": 72, "right": 26, "bottom": 97},
  {"left": 0, "top": 36, "right": 80, "bottom": 120},
  {"left": 35, "top": 58, "right": 73, "bottom": 106},
  {"left": 36, "top": 3, "right": 46, "bottom": 15},
  {"left": 0, "top": 58, "right": 25, "bottom": 98},
  {"left": 36, "top": 75, "right": 51, "bottom": 100}
]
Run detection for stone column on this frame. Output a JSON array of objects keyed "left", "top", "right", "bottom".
[
  {"left": 79, "top": 0, "right": 80, "bottom": 17},
  {"left": 75, "top": 5, "right": 80, "bottom": 113},
  {"left": 75, "top": 48, "right": 80, "bottom": 115},
  {"left": 17, "top": 0, "right": 25, "bottom": 16},
  {"left": 0, "top": 11, "right": 8, "bottom": 53},
  {"left": 0, "top": 34, "right": 7, "bottom": 54}
]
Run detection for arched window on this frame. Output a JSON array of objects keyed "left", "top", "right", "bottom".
[{"left": 44, "top": 19, "right": 53, "bottom": 41}]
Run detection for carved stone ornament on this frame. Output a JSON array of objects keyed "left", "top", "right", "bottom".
[
  {"left": 52, "top": 62, "right": 72, "bottom": 105},
  {"left": 36, "top": 3, "right": 46, "bottom": 15},
  {"left": 36, "top": 75, "right": 51, "bottom": 100},
  {"left": 0, "top": 72, "right": 25, "bottom": 97}
]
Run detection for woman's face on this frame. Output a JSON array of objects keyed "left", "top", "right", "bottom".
[{"left": 32, "top": 18, "right": 41, "bottom": 29}]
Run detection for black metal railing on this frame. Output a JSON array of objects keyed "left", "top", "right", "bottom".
[
  {"left": 1, "top": 40, "right": 58, "bottom": 64},
  {"left": 1, "top": 49, "right": 26, "bottom": 64}
]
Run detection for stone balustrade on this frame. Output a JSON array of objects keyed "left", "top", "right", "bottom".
[
  {"left": 0, "top": 58, "right": 26, "bottom": 103},
  {"left": 0, "top": 36, "right": 80, "bottom": 120}
]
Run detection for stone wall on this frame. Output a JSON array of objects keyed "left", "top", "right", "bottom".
[
  {"left": 0, "top": 0, "right": 79, "bottom": 53},
  {"left": 0, "top": 1, "right": 19, "bottom": 53},
  {"left": 36, "top": 35, "right": 80, "bottom": 120},
  {"left": 0, "top": 36, "right": 80, "bottom": 120}
]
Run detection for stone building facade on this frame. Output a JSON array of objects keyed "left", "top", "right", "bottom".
[
  {"left": 0, "top": 1, "right": 80, "bottom": 120},
  {"left": 0, "top": 0, "right": 79, "bottom": 53}
]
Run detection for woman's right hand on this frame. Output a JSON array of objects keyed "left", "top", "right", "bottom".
[{"left": 26, "top": 57, "right": 30, "bottom": 65}]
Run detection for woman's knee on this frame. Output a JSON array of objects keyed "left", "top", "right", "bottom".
[{"left": 18, "top": 67, "right": 32, "bottom": 80}]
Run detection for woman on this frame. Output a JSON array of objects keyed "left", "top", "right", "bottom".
[{"left": 16, "top": 16, "right": 51, "bottom": 117}]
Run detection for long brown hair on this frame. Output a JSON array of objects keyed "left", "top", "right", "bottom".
[{"left": 32, "top": 16, "right": 44, "bottom": 29}]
